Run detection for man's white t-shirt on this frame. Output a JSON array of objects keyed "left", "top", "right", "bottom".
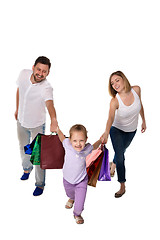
[{"left": 17, "top": 69, "right": 53, "bottom": 128}]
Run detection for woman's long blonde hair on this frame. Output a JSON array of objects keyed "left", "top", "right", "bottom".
[{"left": 108, "top": 71, "right": 131, "bottom": 97}]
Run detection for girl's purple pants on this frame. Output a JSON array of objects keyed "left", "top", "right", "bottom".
[{"left": 63, "top": 175, "right": 88, "bottom": 217}]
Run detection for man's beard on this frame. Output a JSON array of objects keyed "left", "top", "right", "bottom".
[{"left": 33, "top": 74, "right": 46, "bottom": 83}]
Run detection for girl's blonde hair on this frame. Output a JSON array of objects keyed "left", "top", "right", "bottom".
[
  {"left": 108, "top": 71, "right": 131, "bottom": 97},
  {"left": 69, "top": 124, "right": 88, "bottom": 139}
]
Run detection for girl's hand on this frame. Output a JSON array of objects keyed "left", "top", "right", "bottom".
[{"left": 141, "top": 121, "right": 146, "bottom": 133}]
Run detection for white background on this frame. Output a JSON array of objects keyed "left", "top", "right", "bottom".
[{"left": 0, "top": 0, "right": 159, "bottom": 239}]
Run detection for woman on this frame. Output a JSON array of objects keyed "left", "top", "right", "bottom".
[{"left": 101, "top": 71, "right": 146, "bottom": 198}]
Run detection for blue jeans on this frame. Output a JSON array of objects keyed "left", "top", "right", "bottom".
[
  {"left": 110, "top": 126, "right": 136, "bottom": 183},
  {"left": 17, "top": 121, "right": 46, "bottom": 187}
]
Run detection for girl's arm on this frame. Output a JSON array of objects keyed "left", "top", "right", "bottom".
[
  {"left": 57, "top": 127, "right": 66, "bottom": 142},
  {"left": 93, "top": 139, "right": 102, "bottom": 150},
  {"left": 15, "top": 88, "right": 19, "bottom": 120},
  {"left": 133, "top": 86, "right": 146, "bottom": 133},
  {"left": 101, "top": 97, "right": 118, "bottom": 144}
]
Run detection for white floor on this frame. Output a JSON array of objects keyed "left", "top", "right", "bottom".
[
  {"left": 1, "top": 1, "right": 159, "bottom": 239},
  {"left": 1, "top": 134, "right": 159, "bottom": 240}
]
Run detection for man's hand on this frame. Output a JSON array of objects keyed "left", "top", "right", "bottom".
[
  {"left": 14, "top": 110, "right": 18, "bottom": 120},
  {"left": 50, "top": 118, "right": 58, "bottom": 133}
]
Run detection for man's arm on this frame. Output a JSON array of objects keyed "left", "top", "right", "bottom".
[
  {"left": 15, "top": 88, "right": 19, "bottom": 120},
  {"left": 45, "top": 100, "right": 58, "bottom": 132}
]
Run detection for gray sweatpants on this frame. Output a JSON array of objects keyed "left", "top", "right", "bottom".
[{"left": 17, "top": 121, "right": 46, "bottom": 188}]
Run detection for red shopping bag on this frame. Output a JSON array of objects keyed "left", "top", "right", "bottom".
[
  {"left": 86, "top": 147, "right": 104, "bottom": 187},
  {"left": 40, "top": 134, "right": 65, "bottom": 169}
]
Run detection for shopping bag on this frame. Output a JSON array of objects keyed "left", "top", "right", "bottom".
[
  {"left": 87, "top": 154, "right": 103, "bottom": 187},
  {"left": 30, "top": 134, "right": 41, "bottom": 165},
  {"left": 98, "top": 145, "right": 111, "bottom": 181},
  {"left": 40, "top": 134, "right": 65, "bottom": 169},
  {"left": 86, "top": 150, "right": 104, "bottom": 187},
  {"left": 86, "top": 148, "right": 102, "bottom": 168},
  {"left": 24, "top": 135, "right": 39, "bottom": 155}
]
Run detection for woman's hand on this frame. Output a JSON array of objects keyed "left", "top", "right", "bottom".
[
  {"left": 100, "top": 132, "right": 108, "bottom": 144},
  {"left": 141, "top": 121, "right": 146, "bottom": 133}
]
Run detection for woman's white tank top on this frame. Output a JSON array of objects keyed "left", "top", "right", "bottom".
[{"left": 112, "top": 88, "right": 141, "bottom": 132}]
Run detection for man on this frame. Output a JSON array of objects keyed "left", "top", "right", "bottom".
[{"left": 15, "top": 56, "right": 58, "bottom": 196}]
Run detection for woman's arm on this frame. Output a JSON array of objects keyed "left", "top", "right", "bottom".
[
  {"left": 140, "top": 104, "right": 146, "bottom": 133},
  {"left": 133, "top": 86, "right": 146, "bottom": 133},
  {"left": 101, "top": 97, "right": 118, "bottom": 143}
]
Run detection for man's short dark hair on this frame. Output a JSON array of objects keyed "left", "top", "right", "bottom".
[{"left": 34, "top": 56, "right": 51, "bottom": 69}]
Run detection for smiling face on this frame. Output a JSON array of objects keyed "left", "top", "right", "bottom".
[
  {"left": 32, "top": 63, "right": 49, "bottom": 83},
  {"left": 108, "top": 71, "right": 131, "bottom": 97},
  {"left": 70, "top": 131, "right": 87, "bottom": 152},
  {"left": 110, "top": 75, "right": 125, "bottom": 93}
]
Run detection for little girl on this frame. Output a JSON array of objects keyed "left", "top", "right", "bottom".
[{"left": 57, "top": 124, "right": 101, "bottom": 224}]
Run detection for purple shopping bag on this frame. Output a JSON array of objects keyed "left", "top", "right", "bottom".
[{"left": 98, "top": 145, "right": 111, "bottom": 181}]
